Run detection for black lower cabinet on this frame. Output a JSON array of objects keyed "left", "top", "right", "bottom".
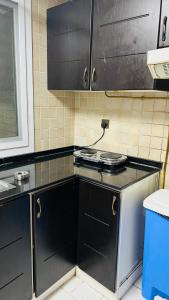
[
  {"left": 77, "top": 180, "right": 120, "bottom": 292},
  {"left": 0, "top": 177, "right": 121, "bottom": 298},
  {"left": 33, "top": 177, "right": 121, "bottom": 296},
  {"left": 0, "top": 196, "right": 32, "bottom": 300},
  {"left": 33, "top": 178, "right": 78, "bottom": 297}
]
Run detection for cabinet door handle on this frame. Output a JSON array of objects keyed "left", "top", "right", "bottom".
[
  {"left": 36, "top": 198, "right": 42, "bottom": 219},
  {"left": 83, "top": 67, "right": 88, "bottom": 89},
  {"left": 112, "top": 196, "right": 117, "bottom": 216},
  {"left": 162, "top": 16, "right": 168, "bottom": 42},
  {"left": 92, "top": 67, "right": 97, "bottom": 85}
]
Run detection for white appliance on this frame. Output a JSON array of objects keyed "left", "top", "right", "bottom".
[{"left": 147, "top": 48, "right": 169, "bottom": 79}]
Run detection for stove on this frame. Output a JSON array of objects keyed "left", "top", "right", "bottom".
[{"left": 73, "top": 148, "right": 127, "bottom": 173}]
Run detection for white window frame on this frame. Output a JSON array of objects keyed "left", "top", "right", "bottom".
[{"left": 0, "top": 0, "right": 34, "bottom": 158}]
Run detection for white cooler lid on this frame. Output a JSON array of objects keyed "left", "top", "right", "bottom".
[{"left": 143, "top": 189, "right": 169, "bottom": 217}]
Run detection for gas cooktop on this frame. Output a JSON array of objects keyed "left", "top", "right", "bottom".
[{"left": 73, "top": 148, "right": 127, "bottom": 173}]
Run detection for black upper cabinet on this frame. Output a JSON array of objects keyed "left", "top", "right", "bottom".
[
  {"left": 77, "top": 180, "right": 120, "bottom": 292},
  {"left": 47, "top": 0, "right": 92, "bottom": 90},
  {"left": 47, "top": 0, "right": 168, "bottom": 91},
  {"left": 159, "top": 0, "right": 169, "bottom": 48},
  {"left": 0, "top": 196, "right": 32, "bottom": 300},
  {"left": 33, "top": 179, "right": 77, "bottom": 297},
  {"left": 91, "top": 0, "right": 161, "bottom": 90}
]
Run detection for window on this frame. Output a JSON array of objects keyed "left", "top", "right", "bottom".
[{"left": 0, "top": 0, "right": 34, "bottom": 157}]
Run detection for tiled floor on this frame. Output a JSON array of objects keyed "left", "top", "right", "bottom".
[
  {"left": 43, "top": 277, "right": 152, "bottom": 300},
  {"left": 44, "top": 276, "right": 165, "bottom": 300}
]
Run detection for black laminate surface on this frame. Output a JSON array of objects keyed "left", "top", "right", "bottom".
[{"left": 0, "top": 149, "right": 161, "bottom": 203}]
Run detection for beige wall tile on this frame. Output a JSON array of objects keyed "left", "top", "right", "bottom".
[
  {"left": 153, "top": 112, "right": 166, "bottom": 124},
  {"left": 142, "top": 112, "right": 153, "bottom": 124},
  {"left": 139, "top": 136, "right": 151, "bottom": 147},
  {"left": 74, "top": 92, "right": 169, "bottom": 187},
  {"left": 140, "top": 124, "right": 152, "bottom": 136},
  {"left": 127, "top": 146, "right": 139, "bottom": 157},
  {"left": 151, "top": 124, "right": 164, "bottom": 137},
  {"left": 163, "top": 126, "right": 169, "bottom": 138},
  {"left": 149, "top": 149, "right": 161, "bottom": 161},
  {"left": 161, "top": 150, "right": 166, "bottom": 162},
  {"left": 32, "top": 0, "right": 75, "bottom": 151},
  {"left": 138, "top": 147, "right": 150, "bottom": 159},
  {"left": 165, "top": 113, "right": 169, "bottom": 125},
  {"left": 150, "top": 137, "right": 162, "bottom": 150},
  {"left": 166, "top": 100, "right": 169, "bottom": 112},
  {"left": 154, "top": 99, "right": 166, "bottom": 112},
  {"left": 143, "top": 99, "right": 154, "bottom": 112},
  {"left": 162, "top": 138, "right": 167, "bottom": 151}
]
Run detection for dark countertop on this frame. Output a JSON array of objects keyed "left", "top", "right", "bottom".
[{"left": 0, "top": 147, "right": 162, "bottom": 203}]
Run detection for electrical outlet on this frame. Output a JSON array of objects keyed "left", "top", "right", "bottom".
[{"left": 101, "top": 119, "right": 109, "bottom": 129}]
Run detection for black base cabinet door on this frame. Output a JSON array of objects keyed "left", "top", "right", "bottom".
[
  {"left": 47, "top": 0, "right": 92, "bottom": 90},
  {"left": 77, "top": 180, "right": 120, "bottom": 292},
  {"left": 91, "top": 0, "right": 161, "bottom": 90},
  {"left": 0, "top": 196, "right": 32, "bottom": 300},
  {"left": 33, "top": 179, "right": 77, "bottom": 297}
]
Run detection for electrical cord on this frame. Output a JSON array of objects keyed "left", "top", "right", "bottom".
[{"left": 81, "top": 128, "right": 106, "bottom": 149}]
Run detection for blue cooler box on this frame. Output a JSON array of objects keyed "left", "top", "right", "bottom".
[{"left": 142, "top": 189, "right": 169, "bottom": 300}]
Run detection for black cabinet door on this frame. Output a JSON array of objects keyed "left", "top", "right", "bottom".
[
  {"left": 91, "top": 0, "right": 161, "bottom": 90},
  {"left": 33, "top": 179, "right": 77, "bottom": 296},
  {"left": 47, "top": 0, "right": 92, "bottom": 90},
  {"left": 159, "top": 0, "right": 169, "bottom": 48},
  {"left": 0, "top": 196, "right": 32, "bottom": 300},
  {"left": 77, "top": 180, "right": 120, "bottom": 292}
]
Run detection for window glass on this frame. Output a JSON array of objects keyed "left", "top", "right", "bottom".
[{"left": 0, "top": 2, "right": 18, "bottom": 138}]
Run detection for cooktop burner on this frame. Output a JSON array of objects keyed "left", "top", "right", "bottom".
[
  {"left": 73, "top": 149, "right": 127, "bottom": 174},
  {"left": 100, "top": 152, "right": 122, "bottom": 160},
  {"left": 80, "top": 149, "right": 97, "bottom": 155}
]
